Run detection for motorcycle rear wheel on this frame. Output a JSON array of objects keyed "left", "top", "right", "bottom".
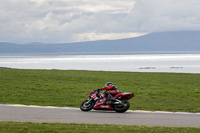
[
  {"left": 80, "top": 99, "right": 95, "bottom": 111},
  {"left": 113, "top": 100, "right": 130, "bottom": 113}
]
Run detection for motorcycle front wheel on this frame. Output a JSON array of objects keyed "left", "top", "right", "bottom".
[
  {"left": 113, "top": 100, "right": 130, "bottom": 113},
  {"left": 80, "top": 99, "right": 95, "bottom": 111}
]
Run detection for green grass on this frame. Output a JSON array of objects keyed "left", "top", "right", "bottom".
[
  {"left": 0, "top": 68, "right": 200, "bottom": 112},
  {"left": 0, "top": 122, "right": 199, "bottom": 133}
]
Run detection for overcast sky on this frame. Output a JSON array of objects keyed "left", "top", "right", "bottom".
[{"left": 0, "top": 0, "right": 200, "bottom": 43}]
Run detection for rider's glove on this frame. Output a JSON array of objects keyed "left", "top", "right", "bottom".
[
  {"left": 97, "top": 88, "right": 102, "bottom": 91},
  {"left": 96, "top": 88, "right": 101, "bottom": 98}
]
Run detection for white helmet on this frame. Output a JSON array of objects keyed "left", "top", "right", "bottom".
[{"left": 105, "top": 82, "right": 113, "bottom": 87}]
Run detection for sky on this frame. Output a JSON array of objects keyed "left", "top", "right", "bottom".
[{"left": 0, "top": 0, "right": 200, "bottom": 43}]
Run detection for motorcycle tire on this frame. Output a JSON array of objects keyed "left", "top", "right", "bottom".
[
  {"left": 113, "top": 100, "right": 130, "bottom": 113},
  {"left": 80, "top": 99, "right": 95, "bottom": 111}
]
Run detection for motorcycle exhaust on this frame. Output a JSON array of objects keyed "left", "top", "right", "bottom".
[{"left": 113, "top": 102, "right": 122, "bottom": 105}]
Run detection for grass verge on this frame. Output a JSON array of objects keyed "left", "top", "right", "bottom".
[
  {"left": 0, "top": 69, "right": 200, "bottom": 112},
  {"left": 0, "top": 122, "right": 200, "bottom": 133}
]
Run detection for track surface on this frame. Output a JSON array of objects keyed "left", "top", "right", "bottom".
[{"left": 0, "top": 104, "right": 200, "bottom": 127}]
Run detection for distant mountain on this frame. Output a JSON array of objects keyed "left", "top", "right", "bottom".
[{"left": 0, "top": 31, "right": 200, "bottom": 55}]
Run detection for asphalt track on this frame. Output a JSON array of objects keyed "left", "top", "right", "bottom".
[{"left": 0, "top": 104, "right": 200, "bottom": 128}]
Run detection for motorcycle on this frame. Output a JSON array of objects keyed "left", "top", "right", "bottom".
[{"left": 80, "top": 89, "right": 134, "bottom": 113}]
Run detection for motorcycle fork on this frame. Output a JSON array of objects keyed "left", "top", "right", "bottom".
[{"left": 86, "top": 98, "right": 93, "bottom": 105}]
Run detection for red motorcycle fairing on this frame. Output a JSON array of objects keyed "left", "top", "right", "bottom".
[
  {"left": 89, "top": 91, "right": 96, "bottom": 97},
  {"left": 114, "top": 93, "right": 134, "bottom": 100},
  {"left": 93, "top": 97, "right": 113, "bottom": 110},
  {"left": 89, "top": 91, "right": 112, "bottom": 110}
]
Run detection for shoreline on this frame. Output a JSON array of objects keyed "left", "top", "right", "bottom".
[{"left": 1, "top": 67, "right": 200, "bottom": 74}]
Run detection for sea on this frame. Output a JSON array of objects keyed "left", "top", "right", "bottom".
[{"left": 0, "top": 54, "right": 200, "bottom": 73}]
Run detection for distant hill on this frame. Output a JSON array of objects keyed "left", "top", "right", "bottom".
[{"left": 0, "top": 31, "right": 200, "bottom": 55}]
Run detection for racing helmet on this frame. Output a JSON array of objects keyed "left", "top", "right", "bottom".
[{"left": 105, "top": 82, "right": 113, "bottom": 87}]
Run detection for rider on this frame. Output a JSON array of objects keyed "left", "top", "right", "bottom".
[{"left": 97, "top": 82, "right": 121, "bottom": 97}]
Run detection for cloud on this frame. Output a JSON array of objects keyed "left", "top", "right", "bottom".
[
  {"left": 0, "top": 0, "right": 134, "bottom": 43},
  {"left": 76, "top": 32, "right": 146, "bottom": 42},
  {"left": 0, "top": 0, "right": 200, "bottom": 43},
  {"left": 124, "top": 0, "right": 200, "bottom": 32}
]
